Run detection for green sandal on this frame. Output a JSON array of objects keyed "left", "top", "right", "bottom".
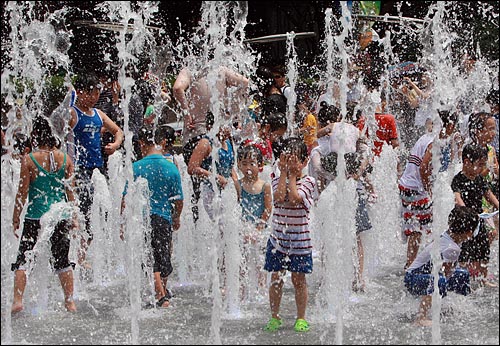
[
  {"left": 294, "top": 319, "right": 310, "bottom": 332},
  {"left": 264, "top": 317, "right": 282, "bottom": 332}
]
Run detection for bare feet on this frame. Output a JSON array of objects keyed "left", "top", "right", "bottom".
[
  {"left": 11, "top": 301, "right": 23, "bottom": 314},
  {"left": 414, "top": 318, "right": 433, "bottom": 327},
  {"left": 65, "top": 299, "right": 77, "bottom": 312}
]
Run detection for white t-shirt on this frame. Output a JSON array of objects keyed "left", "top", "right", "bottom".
[{"left": 406, "top": 232, "right": 461, "bottom": 273}]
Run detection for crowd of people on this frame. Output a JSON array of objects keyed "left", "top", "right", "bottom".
[{"left": 2, "top": 26, "right": 499, "bottom": 332}]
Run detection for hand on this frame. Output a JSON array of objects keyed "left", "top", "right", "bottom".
[
  {"left": 287, "top": 155, "right": 302, "bottom": 176},
  {"left": 185, "top": 114, "right": 196, "bottom": 130},
  {"left": 172, "top": 217, "right": 181, "bottom": 231},
  {"left": 278, "top": 153, "right": 289, "bottom": 173},
  {"left": 104, "top": 143, "right": 117, "bottom": 155},
  {"left": 217, "top": 175, "right": 228, "bottom": 189}
]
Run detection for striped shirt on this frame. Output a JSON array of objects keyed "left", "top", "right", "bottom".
[{"left": 270, "top": 175, "right": 317, "bottom": 256}]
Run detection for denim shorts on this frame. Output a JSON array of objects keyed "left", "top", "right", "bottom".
[
  {"left": 404, "top": 267, "right": 470, "bottom": 297},
  {"left": 263, "top": 239, "right": 313, "bottom": 273}
]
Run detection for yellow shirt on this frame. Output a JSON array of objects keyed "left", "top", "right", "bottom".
[{"left": 302, "top": 113, "right": 318, "bottom": 146}]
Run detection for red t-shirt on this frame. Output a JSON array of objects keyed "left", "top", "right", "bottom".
[
  {"left": 243, "top": 138, "right": 273, "bottom": 163},
  {"left": 357, "top": 113, "right": 398, "bottom": 157}
]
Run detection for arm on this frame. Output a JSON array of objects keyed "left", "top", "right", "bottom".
[
  {"left": 454, "top": 192, "right": 466, "bottom": 207},
  {"left": 286, "top": 155, "right": 305, "bottom": 206},
  {"left": 12, "top": 155, "right": 31, "bottom": 238},
  {"left": 99, "top": 110, "right": 124, "bottom": 155},
  {"left": 120, "top": 194, "right": 126, "bottom": 241},
  {"left": 442, "top": 262, "right": 455, "bottom": 278},
  {"left": 173, "top": 68, "right": 194, "bottom": 128},
  {"left": 171, "top": 200, "right": 183, "bottom": 231},
  {"left": 187, "top": 138, "right": 212, "bottom": 178},
  {"left": 273, "top": 156, "right": 289, "bottom": 204},
  {"left": 420, "top": 144, "right": 433, "bottom": 195},
  {"left": 257, "top": 182, "right": 273, "bottom": 230},
  {"left": 484, "top": 190, "right": 499, "bottom": 210}
]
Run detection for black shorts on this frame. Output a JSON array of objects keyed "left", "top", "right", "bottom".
[
  {"left": 11, "top": 219, "right": 72, "bottom": 272},
  {"left": 458, "top": 222, "right": 490, "bottom": 262},
  {"left": 150, "top": 214, "right": 173, "bottom": 277}
]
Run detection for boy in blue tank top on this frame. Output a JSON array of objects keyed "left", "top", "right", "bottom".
[{"left": 69, "top": 73, "right": 124, "bottom": 268}]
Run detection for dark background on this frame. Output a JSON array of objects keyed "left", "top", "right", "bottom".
[{"left": 2, "top": 1, "right": 498, "bottom": 76}]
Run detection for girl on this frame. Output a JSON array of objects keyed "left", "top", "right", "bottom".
[
  {"left": 235, "top": 145, "right": 272, "bottom": 298},
  {"left": 11, "top": 116, "right": 77, "bottom": 313}
]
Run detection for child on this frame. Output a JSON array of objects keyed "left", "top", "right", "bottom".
[
  {"left": 234, "top": 145, "right": 272, "bottom": 297},
  {"left": 69, "top": 73, "right": 124, "bottom": 268},
  {"left": 399, "top": 110, "right": 459, "bottom": 269},
  {"left": 263, "top": 137, "right": 318, "bottom": 333},
  {"left": 452, "top": 144, "right": 499, "bottom": 286},
  {"left": 121, "top": 125, "right": 184, "bottom": 308},
  {"left": 11, "top": 116, "right": 77, "bottom": 313},
  {"left": 404, "top": 205, "right": 478, "bottom": 326},
  {"left": 161, "top": 124, "right": 179, "bottom": 170}
]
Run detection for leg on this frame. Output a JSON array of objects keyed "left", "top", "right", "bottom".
[
  {"left": 353, "top": 233, "right": 365, "bottom": 292},
  {"left": 415, "top": 295, "right": 433, "bottom": 326},
  {"left": 291, "top": 272, "right": 308, "bottom": 320},
  {"left": 406, "top": 232, "right": 422, "bottom": 269},
  {"left": 58, "top": 269, "right": 76, "bottom": 312},
  {"left": 12, "top": 270, "right": 27, "bottom": 313},
  {"left": 153, "top": 272, "right": 169, "bottom": 307},
  {"left": 269, "top": 271, "right": 285, "bottom": 319}
]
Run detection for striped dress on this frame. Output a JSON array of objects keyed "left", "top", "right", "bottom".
[{"left": 270, "top": 175, "right": 317, "bottom": 256}]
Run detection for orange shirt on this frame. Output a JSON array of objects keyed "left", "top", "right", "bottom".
[{"left": 302, "top": 113, "right": 318, "bottom": 147}]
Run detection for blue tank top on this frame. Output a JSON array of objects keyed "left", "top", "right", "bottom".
[
  {"left": 72, "top": 106, "right": 103, "bottom": 168},
  {"left": 216, "top": 139, "right": 235, "bottom": 178},
  {"left": 240, "top": 181, "right": 265, "bottom": 224}
]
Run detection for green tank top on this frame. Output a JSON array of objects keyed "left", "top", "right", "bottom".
[{"left": 26, "top": 152, "right": 67, "bottom": 219}]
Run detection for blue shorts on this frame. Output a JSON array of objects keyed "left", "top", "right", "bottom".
[
  {"left": 404, "top": 267, "right": 470, "bottom": 297},
  {"left": 264, "top": 239, "right": 313, "bottom": 273}
]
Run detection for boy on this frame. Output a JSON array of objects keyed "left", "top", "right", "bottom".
[
  {"left": 69, "top": 73, "right": 124, "bottom": 267},
  {"left": 404, "top": 205, "right": 479, "bottom": 326},
  {"left": 121, "top": 125, "right": 184, "bottom": 308},
  {"left": 452, "top": 144, "right": 499, "bottom": 286},
  {"left": 264, "top": 137, "right": 318, "bottom": 333}
]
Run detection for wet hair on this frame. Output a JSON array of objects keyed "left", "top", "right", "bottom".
[
  {"left": 461, "top": 143, "right": 488, "bottom": 163},
  {"left": 318, "top": 102, "right": 340, "bottom": 126},
  {"left": 438, "top": 110, "right": 458, "bottom": 128},
  {"left": 158, "top": 124, "right": 176, "bottom": 147},
  {"left": 271, "top": 65, "right": 286, "bottom": 77},
  {"left": 31, "top": 116, "right": 58, "bottom": 148},
  {"left": 281, "top": 137, "right": 308, "bottom": 162},
  {"left": 138, "top": 125, "right": 155, "bottom": 145},
  {"left": 73, "top": 73, "right": 100, "bottom": 92},
  {"left": 468, "top": 112, "right": 493, "bottom": 143},
  {"left": 237, "top": 144, "right": 264, "bottom": 166},
  {"left": 261, "top": 94, "right": 287, "bottom": 115},
  {"left": 448, "top": 205, "right": 479, "bottom": 234},
  {"left": 255, "top": 66, "right": 275, "bottom": 92},
  {"left": 260, "top": 112, "right": 288, "bottom": 133},
  {"left": 14, "top": 132, "right": 31, "bottom": 154},
  {"left": 346, "top": 102, "right": 362, "bottom": 124}
]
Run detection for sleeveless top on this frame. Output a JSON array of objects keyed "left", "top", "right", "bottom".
[
  {"left": 200, "top": 138, "right": 235, "bottom": 179},
  {"left": 26, "top": 152, "right": 67, "bottom": 220},
  {"left": 216, "top": 139, "right": 235, "bottom": 178},
  {"left": 71, "top": 106, "right": 103, "bottom": 168},
  {"left": 240, "top": 180, "right": 266, "bottom": 224}
]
